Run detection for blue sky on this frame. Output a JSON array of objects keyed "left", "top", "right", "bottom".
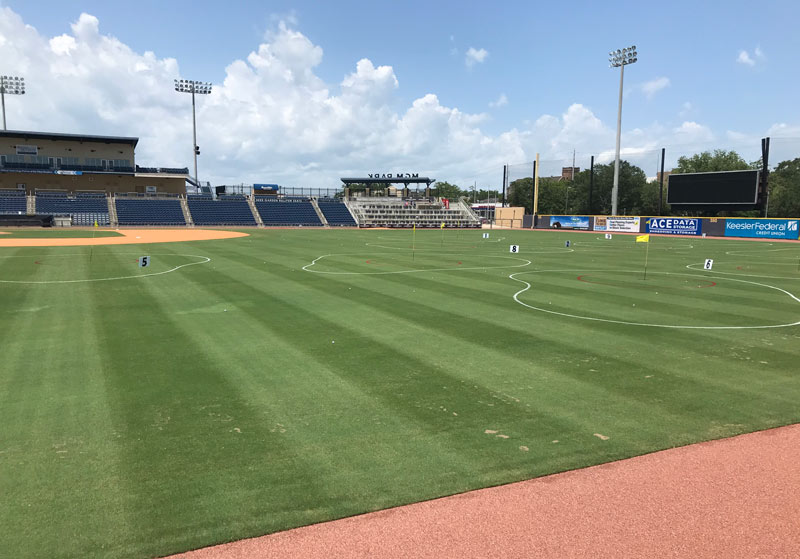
[{"left": 1, "top": 0, "right": 798, "bottom": 185}]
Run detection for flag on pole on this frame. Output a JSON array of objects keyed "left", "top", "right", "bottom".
[
  {"left": 440, "top": 222, "right": 445, "bottom": 229},
  {"left": 636, "top": 234, "right": 650, "bottom": 243},
  {"left": 94, "top": 219, "right": 98, "bottom": 228}
]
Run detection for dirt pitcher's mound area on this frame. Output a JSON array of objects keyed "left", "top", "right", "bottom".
[{"left": 0, "top": 229, "right": 248, "bottom": 247}]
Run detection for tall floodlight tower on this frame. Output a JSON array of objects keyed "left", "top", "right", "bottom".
[
  {"left": 174, "top": 79, "right": 212, "bottom": 187},
  {"left": 0, "top": 75, "right": 25, "bottom": 131},
  {"left": 608, "top": 46, "right": 637, "bottom": 216}
]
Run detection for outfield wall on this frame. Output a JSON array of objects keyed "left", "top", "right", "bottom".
[{"left": 533, "top": 215, "right": 799, "bottom": 240}]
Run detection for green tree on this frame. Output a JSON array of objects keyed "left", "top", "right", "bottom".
[
  {"left": 570, "top": 161, "right": 647, "bottom": 216},
  {"left": 432, "top": 181, "right": 464, "bottom": 199},
  {"left": 508, "top": 177, "right": 533, "bottom": 211},
  {"left": 767, "top": 157, "right": 800, "bottom": 217},
  {"left": 673, "top": 149, "right": 751, "bottom": 173}
]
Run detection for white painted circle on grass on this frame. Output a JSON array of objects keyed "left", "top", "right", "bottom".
[
  {"left": 0, "top": 254, "right": 211, "bottom": 284},
  {"left": 509, "top": 269, "right": 800, "bottom": 329},
  {"left": 303, "top": 253, "right": 531, "bottom": 275}
]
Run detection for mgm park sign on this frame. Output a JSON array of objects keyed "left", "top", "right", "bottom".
[{"left": 367, "top": 173, "right": 420, "bottom": 179}]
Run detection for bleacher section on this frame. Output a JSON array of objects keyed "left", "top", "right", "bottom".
[
  {"left": 255, "top": 197, "right": 322, "bottom": 227},
  {"left": 346, "top": 198, "right": 481, "bottom": 228},
  {"left": 187, "top": 194, "right": 257, "bottom": 226},
  {"left": 35, "top": 191, "right": 110, "bottom": 226},
  {"left": 317, "top": 198, "right": 357, "bottom": 226},
  {"left": 115, "top": 197, "right": 186, "bottom": 226},
  {"left": 0, "top": 189, "right": 27, "bottom": 214}
]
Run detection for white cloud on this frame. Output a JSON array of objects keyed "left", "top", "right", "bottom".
[
  {"left": 641, "top": 77, "right": 670, "bottom": 99},
  {"left": 465, "top": 47, "right": 488, "bottom": 67},
  {"left": 679, "top": 101, "right": 693, "bottom": 118},
  {"left": 673, "top": 121, "right": 714, "bottom": 144},
  {"left": 0, "top": 8, "right": 793, "bottom": 187},
  {"left": 737, "top": 50, "right": 755, "bottom": 66},
  {"left": 737, "top": 47, "right": 764, "bottom": 67},
  {"left": 489, "top": 93, "right": 508, "bottom": 108}
]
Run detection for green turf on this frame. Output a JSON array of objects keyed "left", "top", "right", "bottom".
[
  {"left": 1, "top": 229, "right": 799, "bottom": 558},
  {"left": 0, "top": 229, "right": 123, "bottom": 238}
]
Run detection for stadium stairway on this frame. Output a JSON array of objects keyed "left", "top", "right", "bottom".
[
  {"left": 311, "top": 198, "right": 329, "bottom": 226},
  {"left": 27, "top": 194, "right": 35, "bottom": 214},
  {"left": 107, "top": 196, "right": 118, "bottom": 227},
  {"left": 247, "top": 197, "right": 265, "bottom": 227},
  {"left": 180, "top": 198, "right": 195, "bottom": 227}
]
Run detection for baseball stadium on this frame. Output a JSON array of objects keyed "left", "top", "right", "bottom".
[
  {"left": 1, "top": 122, "right": 799, "bottom": 558},
  {"left": 2, "top": 5, "right": 800, "bottom": 557}
]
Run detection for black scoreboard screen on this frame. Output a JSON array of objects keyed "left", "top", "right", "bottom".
[{"left": 667, "top": 170, "right": 760, "bottom": 205}]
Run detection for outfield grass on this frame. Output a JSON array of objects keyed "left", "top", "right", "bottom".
[
  {"left": 1, "top": 229, "right": 799, "bottom": 558},
  {"left": 0, "top": 229, "right": 123, "bottom": 238}
]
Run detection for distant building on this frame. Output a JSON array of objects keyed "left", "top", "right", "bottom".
[
  {"left": 545, "top": 166, "right": 580, "bottom": 182},
  {"left": 657, "top": 171, "right": 672, "bottom": 183}
]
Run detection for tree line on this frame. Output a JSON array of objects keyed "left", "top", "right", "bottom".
[{"left": 433, "top": 150, "right": 800, "bottom": 218}]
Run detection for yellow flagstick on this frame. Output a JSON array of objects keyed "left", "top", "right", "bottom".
[
  {"left": 636, "top": 234, "right": 650, "bottom": 279},
  {"left": 441, "top": 221, "right": 445, "bottom": 246}
]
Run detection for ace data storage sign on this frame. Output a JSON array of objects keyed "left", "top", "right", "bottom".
[
  {"left": 725, "top": 219, "right": 799, "bottom": 240},
  {"left": 645, "top": 217, "right": 702, "bottom": 236}
]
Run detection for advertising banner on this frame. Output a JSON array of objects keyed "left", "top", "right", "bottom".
[
  {"left": 550, "top": 215, "right": 590, "bottom": 230},
  {"left": 16, "top": 144, "right": 38, "bottom": 156},
  {"left": 724, "top": 219, "right": 799, "bottom": 240},
  {"left": 594, "top": 216, "right": 640, "bottom": 232},
  {"left": 645, "top": 217, "right": 702, "bottom": 236}
]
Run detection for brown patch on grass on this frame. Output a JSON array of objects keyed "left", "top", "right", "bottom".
[{"left": 593, "top": 433, "right": 610, "bottom": 441}]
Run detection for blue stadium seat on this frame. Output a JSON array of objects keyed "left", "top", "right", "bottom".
[
  {"left": 255, "top": 197, "right": 322, "bottom": 226},
  {"left": 317, "top": 199, "right": 356, "bottom": 226},
  {"left": 187, "top": 195, "right": 257, "bottom": 226},
  {"left": 35, "top": 191, "right": 110, "bottom": 225},
  {"left": 0, "top": 189, "right": 26, "bottom": 214},
  {"left": 115, "top": 198, "right": 186, "bottom": 226}
]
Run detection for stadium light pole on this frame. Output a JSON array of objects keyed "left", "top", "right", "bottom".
[
  {"left": 174, "top": 79, "right": 212, "bottom": 188},
  {"left": 608, "top": 46, "right": 637, "bottom": 216},
  {"left": 0, "top": 75, "right": 25, "bottom": 131}
]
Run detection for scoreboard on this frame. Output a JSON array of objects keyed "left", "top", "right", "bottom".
[{"left": 667, "top": 170, "right": 760, "bottom": 207}]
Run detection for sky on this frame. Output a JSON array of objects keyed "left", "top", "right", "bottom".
[{"left": 1, "top": 0, "right": 799, "bottom": 187}]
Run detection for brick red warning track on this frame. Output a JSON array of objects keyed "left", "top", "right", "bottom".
[{"left": 170, "top": 424, "right": 800, "bottom": 559}]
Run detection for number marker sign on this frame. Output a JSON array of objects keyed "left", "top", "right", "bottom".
[
  {"left": 704, "top": 259, "right": 713, "bottom": 270},
  {"left": 509, "top": 245, "right": 519, "bottom": 253},
  {"left": 139, "top": 256, "right": 150, "bottom": 268},
  {"left": 605, "top": 233, "right": 612, "bottom": 239},
  {"left": 565, "top": 240, "right": 571, "bottom": 248},
  {"left": 482, "top": 233, "right": 489, "bottom": 239}
]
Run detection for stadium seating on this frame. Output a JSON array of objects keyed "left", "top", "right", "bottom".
[
  {"left": 187, "top": 194, "right": 257, "bottom": 226},
  {"left": 115, "top": 197, "right": 186, "bottom": 226},
  {"left": 255, "top": 197, "right": 322, "bottom": 226},
  {"left": 35, "top": 191, "right": 110, "bottom": 225},
  {"left": 317, "top": 198, "right": 357, "bottom": 226},
  {"left": 0, "top": 189, "right": 27, "bottom": 214}
]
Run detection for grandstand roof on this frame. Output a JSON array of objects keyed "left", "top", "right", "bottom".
[
  {"left": 341, "top": 177, "right": 435, "bottom": 186},
  {"left": 0, "top": 130, "right": 139, "bottom": 147}
]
